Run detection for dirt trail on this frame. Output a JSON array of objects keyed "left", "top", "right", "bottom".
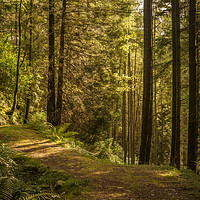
[{"left": 0, "top": 125, "right": 198, "bottom": 200}]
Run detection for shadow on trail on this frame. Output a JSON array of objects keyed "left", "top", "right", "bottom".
[{"left": 14, "top": 140, "right": 51, "bottom": 149}]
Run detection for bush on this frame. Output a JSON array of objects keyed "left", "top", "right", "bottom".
[{"left": 93, "top": 138, "right": 123, "bottom": 163}]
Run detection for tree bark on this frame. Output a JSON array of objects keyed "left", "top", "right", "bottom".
[
  {"left": 131, "top": 48, "right": 137, "bottom": 165},
  {"left": 170, "top": 0, "right": 181, "bottom": 169},
  {"left": 56, "top": 0, "right": 66, "bottom": 126},
  {"left": 122, "top": 61, "right": 127, "bottom": 164},
  {"left": 24, "top": 0, "right": 33, "bottom": 124},
  {"left": 139, "top": 0, "right": 153, "bottom": 164},
  {"left": 8, "top": 0, "right": 22, "bottom": 118},
  {"left": 188, "top": 0, "right": 197, "bottom": 171},
  {"left": 47, "top": 0, "right": 56, "bottom": 125}
]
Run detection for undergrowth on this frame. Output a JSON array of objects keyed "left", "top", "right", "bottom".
[
  {"left": 0, "top": 144, "right": 88, "bottom": 200},
  {"left": 28, "top": 112, "right": 123, "bottom": 164}
]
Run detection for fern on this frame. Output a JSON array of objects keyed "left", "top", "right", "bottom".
[
  {"left": 52, "top": 123, "right": 79, "bottom": 141},
  {"left": 19, "top": 193, "right": 60, "bottom": 200},
  {"left": 0, "top": 176, "right": 19, "bottom": 200},
  {"left": 0, "top": 145, "right": 16, "bottom": 176},
  {"left": 56, "top": 123, "right": 70, "bottom": 135}
]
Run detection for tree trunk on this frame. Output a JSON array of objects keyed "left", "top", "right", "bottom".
[
  {"left": 47, "top": 0, "right": 56, "bottom": 125},
  {"left": 122, "top": 61, "right": 127, "bottom": 164},
  {"left": 139, "top": 0, "right": 152, "bottom": 164},
  {"left": 131, "top": 48, "right": 137, "bottom": 165},
  {"left": 8, "top": 0, "right": 22, "bottom": 118},
  {"left": 153, "top": 14, "right": 158, "bottom": 165},
  {"left": 188, "top": 0, "right": 197, "bottom": 171},
  {"left": 24, "top": 0, "right": 33, "bottom": 124},
  {"left": 170, "top": 0, "right": 181, "bottom": 169},
  {"left": 145, "top": 62, "right": 153, "bottom": 164},
  {"left": 56, "top": 0, "right": 66, "bottom": 126},
  {"left": 128, "top": 49, "right": 132, "bottom": 165},
  {"left": 15, "top": 3, "right": 18, "bottom": 47}
]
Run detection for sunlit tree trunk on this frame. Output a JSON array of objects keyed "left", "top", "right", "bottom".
[
  {"left": 122, "top": 61, "right": 127, "bottom": 164},
  {"left": 128, "top": 49, "right": 132, "bottom": 165},
  {"left": 139, "top": 0, "right": 153, "bottom": 164},
  {"left": 131, "top": 48, "right": 137, "bottom": 164},
  {"left": 188, "top": 0, "right": 197, "bottom": 171}
]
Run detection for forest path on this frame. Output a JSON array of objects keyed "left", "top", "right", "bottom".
[{"left": 0, "top": 125, "right": 198, "bottom": 200}]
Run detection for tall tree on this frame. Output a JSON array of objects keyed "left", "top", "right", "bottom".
[
  {"left": 122, "top": 60, "right": 127, "bottom": 164},
  {"left": 188, "top": 0, "right": 197, "bottom": 171},
  {"left": 139, "top": 0, "right": 153, "bottom": 164},
  {"left": 47, "top": 0, "right": 56, "bottom": 125},
  {"left": 170, "top": 0, "right": 181, "bottom": 169},
  {"left": 24, "top": 0, "right": 33, "bottom": 124},
  {"left": 56, "top": 0, "right": 66, "bottom": 126},
  {"left": 8, "top": 0, "right": 22, "bottom": 117}
]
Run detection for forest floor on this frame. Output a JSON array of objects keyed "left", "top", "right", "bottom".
[{"left": 0, "top": 125, "right": 200, "bottom": 200}]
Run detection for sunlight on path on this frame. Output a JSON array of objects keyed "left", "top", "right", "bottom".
[{"left": 0, "top": 125, "right": 197, "bottom": 200}]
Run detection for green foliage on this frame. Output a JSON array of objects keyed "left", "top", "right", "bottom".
[
  {"left": 52, "top": 123, "right": 79, "bottom": 142},
  {"left": 0, "top": 34, "right": 17, "bottom": 125},
  {"left": 0, "top": 34, "right": 17, "bottom": 94},
  {"left": 0, "top": 145, "right": 16, "bottom": 176},
  {"left": 19, "top": 193, "right": 60, "bottom": 200},
  {"left": 0, "top": 176, "right": 20, "bottom": 200},
  {"left": 28, "top": 112, "right": 124, "bottom": 164},
  {"left": 0, "top": 144, "right": 87, "bottom": 199},
  {"left": 28, "top": 113, "right": 80, "bottom": 144},
  {"left": 39, "top": 169, "right": 70, "bottom": 189},
  {"left": 28, "top": 112, "right": 48, "bottom": 131},
  {"left": 93, "top": 138, "right": 123, "bottom": 163},
  {"left": 56, "top": 178, "right": 88, "bottom": 196}
]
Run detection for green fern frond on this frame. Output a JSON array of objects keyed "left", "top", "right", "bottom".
[
  {"left": 0, "top": 176, "right": 19, "bottom": 200},
  {"left": 19, "top": 193, "right": 60, "bottom": 200},
  {"left": 57, "top": 123, "right": 71, "bottom": 134}
]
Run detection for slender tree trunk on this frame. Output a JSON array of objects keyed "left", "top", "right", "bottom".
[
  {"left": 15, "top": 3, "right": 18, "bottom": 47},
  {"left": 128, "top": 49, "right": 132, "bottom": 165},
  {"left": 139, "top": 0, "right": 152, "bottom": 164},
  {"left": 188, "top": 0, "right": 197, "bottom": 171},
  {"left": 56, "top": 0, "right": 66, "bottom": 126},
  {"left": 196, "top": 3, "right": 200, "bottom": 170},
  {"left": 131, "top": 48, "right": 137, "bottom": 164},
  {"left": 153, "top": 14, "right": 158, "bottom": 165},
  {"left": 24, "top": 0, "right": 33, "bottom": 124},
  {"left": 160, "top": 90, "right": 164, "bottom": 164},
  {"left": 122, "top": 61, "right": 127, "bottom": 164},
  {"left": 8, "top": 0, "right": 22, "bottom": 117},
  {"left": 47, "top": 0, "right": 56, "bottom": 125},
  {"left": 170, "top": 0, "right": 181, "bottom": 169}
]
